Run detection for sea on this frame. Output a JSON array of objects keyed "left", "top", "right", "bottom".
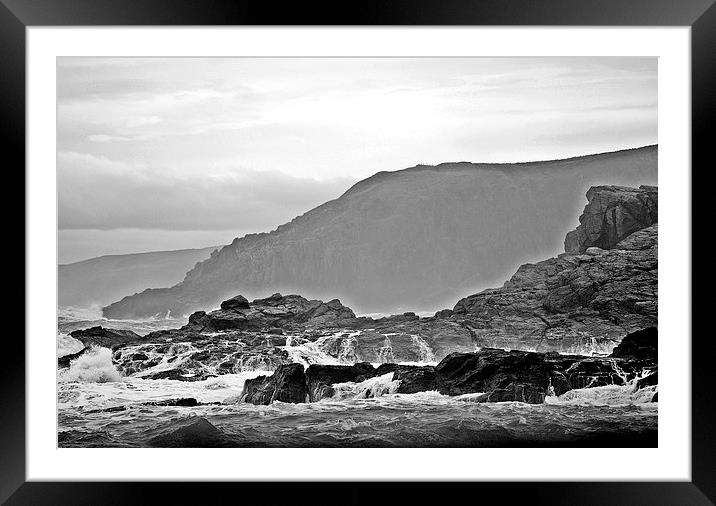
[{"left": 57, "top": 306, "right": 658, "bottom": 448}]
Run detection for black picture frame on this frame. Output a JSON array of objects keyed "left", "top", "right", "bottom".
[{"left": 4, "top": 0, "right": 713, "bottom": 504}]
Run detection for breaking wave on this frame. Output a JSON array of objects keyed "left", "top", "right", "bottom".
[
  {"left": 58, "top": 347, "right": 122, "bottom": 383},
  {"left": 331, "top": 373, "right": 401, "bottom": 400}
]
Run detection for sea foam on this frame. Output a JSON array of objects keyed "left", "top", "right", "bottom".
[{"left": 59, "top": 346, "right": 122, "bottom": 383}]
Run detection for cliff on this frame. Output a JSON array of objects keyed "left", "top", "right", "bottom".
[{"left": 103, "top": 146, "right": 657, "bottom": 319}]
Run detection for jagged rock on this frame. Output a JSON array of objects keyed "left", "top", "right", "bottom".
[
  {"left": 147, "top": 417, "right": 235, "bottom": 447},
  {"left": 69, "top": 326, "right": 142, "bottom": 349},
  {"left": 306, "top": 363, "right": 376, "bottom": 401},
  {"left": 565, "top": 185, "right": 657, "bottom": 253},
  {"left": 449, "top": 225, "right": 657, "bottom": 353},
  {"left": 609, "top": 327, "right": 657, "bottom": 361},
  {"left": 58, "top": 347, "right": 87, "bottom": 368},
  {"left": 651, "top": 392, "right": 658, "bottom": 402},
  {"left": 241, "top": 363, "right": 307, "bottom": 404},
  {"left": 220, "top": 294, "right": 250, "bottom": 310}
]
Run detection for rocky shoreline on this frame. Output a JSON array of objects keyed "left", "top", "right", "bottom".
[
  {"left": 60, "top": 185, "right": 659, "bottom": 407},
  {"left": 238, "top": 327, "right": 657, "bottom": 405}
]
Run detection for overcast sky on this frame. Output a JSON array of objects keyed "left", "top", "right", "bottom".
[{"left": 58, "top": 57, "right": 657, "bottom": 264}]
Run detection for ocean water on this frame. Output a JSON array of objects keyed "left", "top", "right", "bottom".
[{"left": 57, "top": 309, "right": 657, "bottom": 448}]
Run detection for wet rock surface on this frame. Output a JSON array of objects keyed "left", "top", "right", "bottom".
[
  {"left": 238, "top": 327, "right": 657, "bottom": 405},
  {"left": 69, "top": 326, "right": 143, "bottom": 349},
  {"left": 240, "top": 363, "right": 307, "bottom": 404}
]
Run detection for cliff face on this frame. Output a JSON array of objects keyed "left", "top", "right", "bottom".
[
  {"left": 103, "top": 146, "right": 657, "bottom": 319},
  {"left": 448, "top": 185, "right": 657, "bottom": 354}
]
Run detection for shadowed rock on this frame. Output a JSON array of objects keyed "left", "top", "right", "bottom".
[
  {"left": 220, "top": 294, "right": 250, "bottom": 310},
  {"left": 241, "top": 363, "right": 307, "bottom": 404},
  {"left": 609, "top": 326, "right": 657, "bottom": 361}
]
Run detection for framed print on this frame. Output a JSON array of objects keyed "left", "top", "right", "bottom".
[{"left": 5, "top": 0, "right": 714, "bottom": 503}]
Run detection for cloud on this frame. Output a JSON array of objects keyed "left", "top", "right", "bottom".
[{"left": 58, "top": 152, "right": 356, "bottom": 231}]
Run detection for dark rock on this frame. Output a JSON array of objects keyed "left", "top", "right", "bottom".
[
  {"left": 188, "top": 311, "right": 208, "bottom": 326},
  {"left": 565, "top": 185, "right": 657, "bottom": 253},
  {"left": 148, "top": 417, "right": 234, "bottom": 447},
  {"left": 58, "top": 347, "right": 87, "bottom": 368},
  {"left": 220, "top": 294, "right": 250, "bottom": 310},
  {"left": 142, "top": 369, "right": 214, "bottom": 382},
  {"left": 651, "top": 392, "right": 658, "bottom": 402},
  {"left": 636, "top": 371, "right": 658, "bottom": 390},
  {"left": 144, "top": 398, "right": 199, "bottom": 407},
  {"left": 69, "top": 326, "right": 142, "bottom": 349},
  {"left": 435, "top": 349, "right": 553, "bottom": 403},
  {"left": 306, "top": 362, "right": 376, "bottom": 401},
  {"left": 241, "top": 363, "right": 307, "bottom": 404},
  {"left": 390, "top": 365, "right": 438, "bottom": 394},
  {"left": 610, "top": 327, "right": 657, "bottom": 361}
]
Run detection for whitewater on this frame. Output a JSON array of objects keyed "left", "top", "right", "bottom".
[{"left": 57, "top": 308, "right": 657, "bottom": 448}]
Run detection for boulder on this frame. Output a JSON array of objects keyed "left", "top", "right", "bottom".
[
  {"left": 220, "top": 295, "right": 250, "bottom": 310},
  {"left": 68, "top": 326, "right": 142, "bottom": 349},
  {"left": 435, "top": 349, "right": 553, "bottom": 403},
  {"left": 390, "top": 365, "right": 438, "bottom": 394},
  {"left": 241, "top": 363, "right": 307, "bottom": 404}
]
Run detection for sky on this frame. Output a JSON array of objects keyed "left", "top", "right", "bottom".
[{"left": 58, "top": 57, "right": 657, "bottom": 264}]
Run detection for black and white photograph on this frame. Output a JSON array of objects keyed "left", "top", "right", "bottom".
[{"left": 56, "top": 56, "right": 659, "bottom": 448}]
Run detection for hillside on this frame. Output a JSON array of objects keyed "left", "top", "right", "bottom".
[
  {"left": 103, "top": 146, "right": 657, "bottom": 319},
  {"left": 59, "top": 246, "right": 218, "bottom": 309}
]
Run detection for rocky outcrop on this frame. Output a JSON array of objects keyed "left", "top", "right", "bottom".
[
  {"left": 565, "top": 185, "right": 657, "bottom": 253},
  {"left": 184, "top": 293, "right": 357, "bottom": 333},
  {"left": 68, "top": 326, "right": 142, "bottom": 349},
  {"left": 103, "top": 146, "right": 657, "bottom": 319},
  {"left": 447, "top": 185, "right": 657, "bottom": 354},
  {"left": 240, "top": 363, "right": 307, "bottom": 404}
]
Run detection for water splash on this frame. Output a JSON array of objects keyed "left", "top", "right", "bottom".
[
  {"left": 378, "top": 337, "right": 395, "bottom": 363},
  {"left": 331, "top": 373, "right": 401, "bottom": 400},
  {"left": 410, "top": 335, "right": 435, "bottom": 363},
  {"left": 58, "top": 347, "right": 122, "bottom": 383}
]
